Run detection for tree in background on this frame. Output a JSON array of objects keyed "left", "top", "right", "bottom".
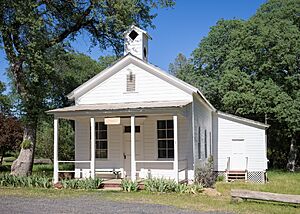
[
  {"left": 0, "top": 81, "right": 23, "bottom": 165},
  {"left": 35, "top": 53, "right": 117, "bottom": 161},
  {"left": 170, "top": 0, "right": 300, "bottom": 170},
  {"left": 0, "top": 0, "right": 175, "bottom": 176}
]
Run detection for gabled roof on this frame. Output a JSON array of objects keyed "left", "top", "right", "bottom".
[
  {"left": 67, "top": 53, "right": 216, "bottom": 111},
  {"left": 217, "top": 111, "right": 270, "bottom": 129}
]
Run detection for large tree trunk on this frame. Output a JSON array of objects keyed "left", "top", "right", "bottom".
[
  {"left": 286, "top": 136, "right": 297, "bottom": 172},
  {"left": 11, "top": 124, "right": 36, "bottom": 176}
]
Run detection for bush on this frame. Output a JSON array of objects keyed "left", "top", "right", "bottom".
[
  {"left": 195, "top": 157, "right": 217, "bottom": 188},
  {"left": 121, "top": 179, "right": 139, "bottom": 192},
  {"left": 217, "top": 175, "right": 225, "bottom": 182},
  {"left": 144, "top": 178, "right": 177, "bottom": 193},
  {"left": 144, "top": 178, "right": 202, "bottom": 194},
  {"left": 60, "top": 177, "right": 103, "bottom": 189},
  {"left": 0, "top": 174, "right": 52, "bottom": 188}
]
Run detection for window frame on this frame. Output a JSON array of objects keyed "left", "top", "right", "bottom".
[
  {"left": 157, "top": 120, "right": 174, "bottom": 159},
  {"left": 95, "top": 122, "right": 108, "bottom": 159}
]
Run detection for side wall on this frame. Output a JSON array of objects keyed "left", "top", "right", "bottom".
[{"left": 193, "top": 96, "right": 213, "bottom": 171}]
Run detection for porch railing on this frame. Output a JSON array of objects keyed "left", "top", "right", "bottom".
[{"left": 57, "top": 160, "right": 91, "bottom": 173}]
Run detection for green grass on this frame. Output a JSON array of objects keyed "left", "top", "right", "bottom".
[{"left": 0, "top": 166, "right": 299, "bottom": 214}]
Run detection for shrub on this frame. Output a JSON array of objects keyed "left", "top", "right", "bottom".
[
  {"left": 217, "top": 175, "right": 225, "bottom": 182},
  {"left": 144, "top": 178, "right": 177, "bottom": 193},
  {"left": 194, "top": 156, "right": 217, "bottom": 188},
  {"left": 0, "top": 173, "right": 52, "bottom": 188},
  {"left": 61, "top": 177, "right": 103, "bottom": 189},
  {"left": 121, "top": 179, "right": 139, "bottom": 192},
  {"left": 144, "top": 178, "right": 203, "bottom": 194}
]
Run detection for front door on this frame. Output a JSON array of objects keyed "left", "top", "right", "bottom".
[
  {"left": 123, "top": 125, "right": 143, "bottom": 177},
  {"left": 230, "top": 139, "right": 246, "bottom": 170}
]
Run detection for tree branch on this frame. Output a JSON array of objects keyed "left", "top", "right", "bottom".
[{"left": 44, "top": 1, "right": 95, "bottom": 49}]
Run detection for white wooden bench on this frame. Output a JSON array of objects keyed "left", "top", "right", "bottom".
[{"left": 231, "top": 189, "right": 300, "bottom": 205}]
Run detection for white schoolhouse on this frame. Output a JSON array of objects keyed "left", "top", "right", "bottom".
[{"left": 48, "top": 26, "right": 269, "bottom": 184}]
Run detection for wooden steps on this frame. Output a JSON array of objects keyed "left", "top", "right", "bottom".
[{"left": 227, "top": 171, "right": 246, "bottom": 182}]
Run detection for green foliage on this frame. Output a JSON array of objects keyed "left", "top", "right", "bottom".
[
  {"left": 0, "top": 174, "right": 52, "bottom": 188},
  {"left": 60, "top": 178, "right": 103, "bottom": 190},
  {"left": 21, "top": 139, "right": 31, "bottom": 149},
  {"left": 144, "top": 178, "right": 203, "bottom": 194},
  {"left": 171, "top": 0, "right": 300, "bottom": 169},
  {"left": 36, "top": 119, "right": 74, "bottom": 160},
  {"left": 144, "top": 178, "right": 177, "bottom": 193},
  {"left": 216, "top": 175, "right": 225, "bottom": 182},
  {"left": 0, "top": 81, "right": 11, "bottom": 114},
  {"left": 121, "top": 179, "right": 139, "bottom": 192},
  {"left": 194, "top": 157, "right": 217, "bottom": 188}
]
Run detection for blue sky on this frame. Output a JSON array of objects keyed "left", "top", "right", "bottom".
[{"left": 0, "top": 0, "right": 266, "bottom": 86}]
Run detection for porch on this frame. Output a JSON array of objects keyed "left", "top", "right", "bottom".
[{"left": 48, "top": 101, "right": 192, "bottom": 184}]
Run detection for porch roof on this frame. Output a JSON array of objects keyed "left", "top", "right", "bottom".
[{"left": 46, "top": 100, "right": 191, "bottom": 114}]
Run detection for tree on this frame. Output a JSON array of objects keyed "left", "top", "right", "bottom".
[
  {"left": 171, "top": 0, "right": 300, "bottom": 170},
  {"left": 0, "top": 0, "right": 175, "bottom": 176},
  {"left": 36, "top": 53, "right": 116, "bottom": 161},
  {"left": 0, "top": 113, "right": 23, "bottom": 165}
]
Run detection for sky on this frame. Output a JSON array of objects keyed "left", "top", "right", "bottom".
[{"left": 0, "top": 0, "right": 267, "bottom": 87}]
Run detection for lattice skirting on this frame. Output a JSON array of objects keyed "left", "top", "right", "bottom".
[
  {"left": 215, "top": 171, "right": 266, "bottom": 183},
  {"left": 247, "top": 171, "right": 266, "bottom": 183}
]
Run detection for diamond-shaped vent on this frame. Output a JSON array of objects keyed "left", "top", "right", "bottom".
[{"left": 129, "top": 30, "right": 138, "bottom": 41}]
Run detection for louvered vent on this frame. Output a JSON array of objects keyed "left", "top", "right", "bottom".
[{"left": 126, "top": 72, "right": 135, "bottom": 92}]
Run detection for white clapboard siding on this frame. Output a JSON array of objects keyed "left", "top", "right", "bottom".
[
  {"left": 77, "top": 63, "right": 192, "bottom": 105},
  {"left": 216, "top": 116, "right": 267, "bottom": 171},
  {"left": 193, "top": 96, "right": 213, "bottom": 167}
]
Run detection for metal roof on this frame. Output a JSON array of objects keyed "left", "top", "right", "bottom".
[{"left": 47, "top": 100, "right": 191, "bottom": 114}]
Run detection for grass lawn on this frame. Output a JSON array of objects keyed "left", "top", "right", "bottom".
[{"left": 0, "top": 167, "right": 299, "bottom": 214}]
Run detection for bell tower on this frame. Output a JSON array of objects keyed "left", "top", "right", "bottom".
[{"left": 124, "top": 25, "right": 149, "bottom": 61}]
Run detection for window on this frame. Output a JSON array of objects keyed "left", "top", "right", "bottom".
[
  {"left": 95, "top": 122, "right": 108, "bottom": 159},
  {"left": 126, "top": 71, "right": 135, "bottom": 92},
  {"left": 124, "top": 126, "right": 140, "bottom": 133},
  {"left": 198, "top": 127, "right": 201, "bottom": 159},
  {"left": 129, "top": 30, "right": 139, "bottom": 40},
  {"left": 157, "top": 120, "right": 174, "bottom": 159},
  {"left": 204, "top": 129, "right": 207, "bottom": 158}
]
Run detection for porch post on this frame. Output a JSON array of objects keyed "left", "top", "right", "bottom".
[
  {"left": 53, "top": 117, "right": 59, "bottom": 183},
  {"left": 131, "top": 115, "right": 136, "bottom": 181},
  {"left": 173, "top": 115, "right": 179, "bottom": 183},
  {"left": 90, "top": 117, "right": 95, "bottom": 179}
]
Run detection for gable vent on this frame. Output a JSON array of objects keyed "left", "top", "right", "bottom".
[{"left": 126, "top": 72, "right": 136, "bottom": 92}]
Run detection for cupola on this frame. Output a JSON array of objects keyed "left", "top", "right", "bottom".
[{"left": 124, "top": 25, "right": 149, "bottom": 61}]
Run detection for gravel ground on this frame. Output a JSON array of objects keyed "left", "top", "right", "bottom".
[{"left": 0, "top": 195, "right": 228, "bottom": 214}]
